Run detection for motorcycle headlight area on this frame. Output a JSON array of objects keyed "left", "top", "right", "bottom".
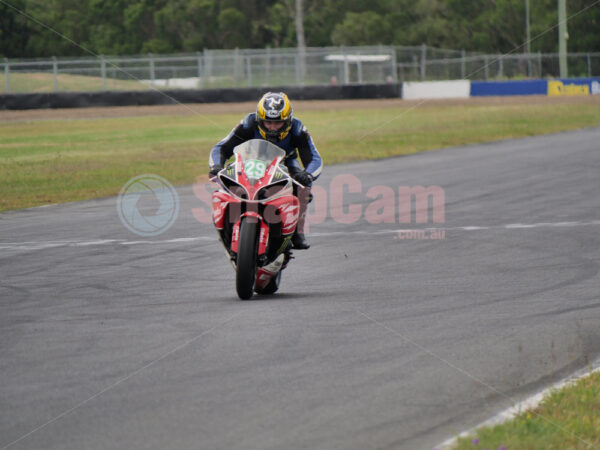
[
  {"left": 219, "top": 176, "right": 249, "bottom": 200},
  {"left": 256, "top": 180, "right": 289, "bottom": 200}
]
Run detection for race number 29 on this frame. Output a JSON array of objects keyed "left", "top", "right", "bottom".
[{"left": 244, "top": 160, "right": 267, "bottom": 179}]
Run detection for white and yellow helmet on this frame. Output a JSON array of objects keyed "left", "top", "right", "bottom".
[{"left": 256, "top": 92, "right": 293, "bottom": 141}]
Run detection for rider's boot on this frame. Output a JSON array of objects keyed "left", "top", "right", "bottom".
[
  {"left": 291, "top": 231, "right": 310, "bottom": 249},
  {"left": 292, "top": 186, "right": 311, "bottom": 250}
]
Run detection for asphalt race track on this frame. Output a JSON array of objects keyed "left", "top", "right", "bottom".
[{"left": 1, "top": 128, "right": 599, "bottom": 450}]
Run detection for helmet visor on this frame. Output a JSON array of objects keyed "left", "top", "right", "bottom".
[{"left": 262, "top": 120, "right": 285, "bottom": 131}]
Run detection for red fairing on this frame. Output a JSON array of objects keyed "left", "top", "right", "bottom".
[
  {"left": 212, "top": 191, "right": 237, "bottom": 230},
  {"left": 231, "top": 221, "right": 241, "bottom": 253},
  {"left": 236, "top": 156, "right": 281, "bottom": 200},
  {"left": 258, "top": 221, "right": 269, "bottom": 255},
  {"left": 265, "top": 196, "right": 300, "bottom": 235},
  {"left": 255, "top": 268, "right": 274, "bottom": 289}
]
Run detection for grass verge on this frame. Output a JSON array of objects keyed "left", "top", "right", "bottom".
[
  {"left": 1, "top": 99, "right": 599, "bottom": 212},
  {"left": 450, "top": 370, "right": 600, "bottom": 450},
  {"left": 0, "top": 72, "right": 351, "bottom": 94},
  {"left": 1, "top": 73, "right": 147, "bottom": 93}
]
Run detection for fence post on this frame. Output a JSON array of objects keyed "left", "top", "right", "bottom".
[
  {"left": 538, "top": 51, "right": 542, "bottom": 77},
  {"left": 390, "top": 46, "right": 398, "bottom": 83},
  {"left": 246, "top": 55, "right": 252, "bottom": 87},
  {"left": 420, "top": 43, "right": 426, "bottom": 81},
  {"left": 52, "top": 56, "right": 58, "bottom": 92},
  {"left": 148, "top": 53, "right": 155, "bottom": 86},
  {"left": 412, "top": 54, "right": 419, "bottom": 80},
  {"left": 296, "top": 47, "right": 304, "bottom": 86},
  {"left": 265, "top": 46, "right": 271, "bottom": 85},
  {"left": 357, "top": 50, "right": 363, "bottom": 84},
  {"left": 233, "top": 47, "right": 240, "bottom": 84},
  {"left": 461, "top": 49, "right": 466, "bottom": 79},
  {"left": 342, "top": 46, "right": 349, "bottom": 84},
  {"left": 376, "top": 44, "right": 383, "bottom": 82},
  {"left": 297, "top": 45, "right": 306, "bottom": 86},
  {"left": 498, "top": 55, "right": 503, "bottom": 79},
  {"left": 203, "top": 49, "right": 211, "bottom": 87},
  {"left": 4, "top": 58, "right": 9, "bottom": 93},
  {"left": 587, "top": 53, "right": 592, "bottom": 78},
  {"left": 100, "top": 55, "right": 107, "bottom": 91},
  {"left": 196, "top": 51, "right": 204, "bottom": 88},
  {"left": 484, "top": 55, "right": 489, "bottom": 80}
]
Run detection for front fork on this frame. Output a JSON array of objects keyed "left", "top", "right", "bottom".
[{"left": 231, "top": 212, "right": 269, "bottom": 256}]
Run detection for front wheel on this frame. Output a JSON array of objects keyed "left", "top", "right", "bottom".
[{"left": 236, "top": 218, "right": 259, "bottom": 300}]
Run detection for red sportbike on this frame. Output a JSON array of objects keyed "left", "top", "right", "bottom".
[{"left": 211, "top": 139, "right": 300, "bottom": 299}]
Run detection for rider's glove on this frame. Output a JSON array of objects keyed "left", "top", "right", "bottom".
[
  {"left": 292, "top": 171, "right": 314, "bottom": 186},
  {"left": 209, "top": 164, "right": 223, "bottom": 178}
]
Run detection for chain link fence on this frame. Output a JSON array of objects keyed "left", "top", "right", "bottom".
[{"left": 2, "top": 45, "right": 599, "bottom": 94}]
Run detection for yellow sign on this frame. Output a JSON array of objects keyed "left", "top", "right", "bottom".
[{"left": 548, "top": 80, "right": 589, "bottom": 96}]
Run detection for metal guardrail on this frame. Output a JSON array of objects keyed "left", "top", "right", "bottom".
[{"left": 2, "top": 46, "right": 599, "bottom": 94}]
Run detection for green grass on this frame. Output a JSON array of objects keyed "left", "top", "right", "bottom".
[
  {"left": 0, "top": 72, "right": 329, "bottom": 93},
  {"left": 1, "top": 73, "right": 149, "bottom": 93},
  {"left": 1, "top": 101, "right": 599, "bottom": 211},
  {"left": 0, "top": 72, "right": 343, "bottom": 93},
  {"left": 451, "top": 371, "right": 600, "bottom": 450}
]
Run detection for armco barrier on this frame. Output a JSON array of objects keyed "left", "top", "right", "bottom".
[
  {"left": 0, "top": 84, "right": 402, "bottom": 110},
  {"left": 402, "top": 80, "right": 470, "bottom": 100}
]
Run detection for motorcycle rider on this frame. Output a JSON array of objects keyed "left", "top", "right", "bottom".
[{"left": 209, "top": 92, "right": 322, "bottom": 249}]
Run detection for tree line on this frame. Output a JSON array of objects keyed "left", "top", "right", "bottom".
[{"left": 1, "top": 0, "right": 599, "bottom": 58}]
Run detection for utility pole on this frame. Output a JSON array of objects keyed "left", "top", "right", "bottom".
[
  {"left": 295, "top": 0, "right": 306, "bottom": 85},
  {"left": 525, "top": 0, "right": 532, "bottom": 76},
  {"left": 558, "top": 0, "right": 568, "bottom": 78}
]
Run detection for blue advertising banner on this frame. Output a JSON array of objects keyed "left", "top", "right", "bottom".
[
  {"left": 471, "top": 78, "right": 600, "bottom": 97},
  {"left": 470, "top": 80, "right": 548, "bottom": 97}
]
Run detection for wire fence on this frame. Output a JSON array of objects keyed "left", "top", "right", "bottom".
[{"left": 2, "top": 45, "right": 599, "bottom": 94}]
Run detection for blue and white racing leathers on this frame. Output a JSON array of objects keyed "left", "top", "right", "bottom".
[{"left": 209, "top": 113, "right": 323, "bottom": 184}]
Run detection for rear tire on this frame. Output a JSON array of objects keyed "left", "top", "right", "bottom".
[{"left": 236, "top": 219, "right": 258, "bottom": 300}]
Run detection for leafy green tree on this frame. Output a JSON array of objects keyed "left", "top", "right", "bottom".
[
  {"left": 403, "top": 0, "right": 454, "bottom": 48},
  {"left": 0, "top": 0, "right": 29, "bottom": 57},
  {"left": 150, "top": 0, "right": 220, "bottom": 51},
  {"left": 266, "top": 1, "right": 296, "bottom": 47},
  {"left": 4, "top": 0, "right": 599, "bottom": 58},
  {"left": 24, "top": 0, "right": 92, "bottom": 56},
  {"left": 331, "top": 11, "right": 391, "bottom": 45},
  {"left": 218, "top": 8, "right": 248, "bottom": 48},
  {"left": 565, "top": 0, "right": 600, "bottom": 52}
]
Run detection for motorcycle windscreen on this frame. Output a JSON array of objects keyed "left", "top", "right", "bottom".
[{"left": 234, "top": 139, "right": 285, "bottom": 186}]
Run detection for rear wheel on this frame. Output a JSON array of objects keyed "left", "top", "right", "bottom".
[{"left": 236, "top": 219, "right": 259, "bottom": 300}]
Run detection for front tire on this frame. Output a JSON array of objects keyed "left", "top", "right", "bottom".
[{"left": 236, "top": 218, "right": 259, "bottom": 300}]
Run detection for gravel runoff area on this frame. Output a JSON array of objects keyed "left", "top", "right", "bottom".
[{"left": 1, "top": 95, "right": 599, "bottom": 122}]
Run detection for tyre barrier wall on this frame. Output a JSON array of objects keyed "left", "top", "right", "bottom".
[
  {"left": 1, "top": 78, "right": 598, "bottom": 109},
  {"left": 0, "top": 83, "right": 402, "bottom": 110}
]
